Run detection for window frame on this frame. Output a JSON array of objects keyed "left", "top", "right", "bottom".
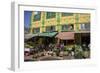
[
  {"left": 46, "top": 12, "right": 56, "bottom": 19},
  {"left": 61, "top": 24, "right": 74, "bottom": 31},
  {"left": 62, "top": 13, "right": 73, "bottom": 17},
  {"left": 32, "top": 27, "right": 40, "bottom": 33},
  {"left": 33, "top": 11, "right": 41, "bottom": 21},
  {"left": 80, "top": 23, "right": 90, "bottom": 31},
  {"left": 46, "top": 26, "right": 56, "bottom": 32}
]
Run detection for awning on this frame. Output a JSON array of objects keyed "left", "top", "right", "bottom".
[
  {"left": 38, "top": 32, "right": 58, "bottom": 37},
  {"left": 55, "top": 32, "right": 74, "bottom": 40},
  {"left": 24, "top": 32, "right": 58, "bottom": 40}
]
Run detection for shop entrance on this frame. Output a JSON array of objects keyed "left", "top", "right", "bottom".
[
  {"left": 75, "top": 33, "right": 90, "bottom": 46},
  {"left": 81, "top": 33, "right": 90, "bottom": 46}
]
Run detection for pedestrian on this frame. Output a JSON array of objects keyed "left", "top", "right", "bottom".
[{"left": 60, "top": 43, "right": 64, "bottom": 51}]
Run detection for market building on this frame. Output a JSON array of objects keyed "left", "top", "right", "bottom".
[{"left": 29, "top": 11, "right": 90, "bottom": 46}]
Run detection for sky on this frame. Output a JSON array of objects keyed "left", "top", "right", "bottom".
[{"left": 24, "top": 11, "right": 32, "bottom": 28}]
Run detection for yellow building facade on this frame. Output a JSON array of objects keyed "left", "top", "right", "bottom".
[{"left": 30, "top": 11, "right": 90, "bottom": 34}]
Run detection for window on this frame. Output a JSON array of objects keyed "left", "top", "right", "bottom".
[
  {"left": 33, "top": 28, "right": 40, "bottom": 33},
  {"left": 62, "top": 13, "right": 73, "bottom": 16},
  {"left": 33, "top": 11, "right": 41, "bottom": 21},
  {"left": 62, "top": 25, "right": 68, "bottom": 31},
  {"left": 46, "top": 12, "right": 56, "bottom": 19},
  {"left": 46, "top": 26, "right": 55, "bottom": 32},
  {"left": 80, "top": 23, "right": 90, "bottom": 31},
  {"left": 62, "top": 24, "right": 74, "bottom": 31}
]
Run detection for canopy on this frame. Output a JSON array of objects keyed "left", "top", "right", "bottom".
[
  {"left": 55, "top": 32, "right": 74, "bottom": 40},
  {"left": 24, "top": 32, "right": 58, "bottom": 40}
]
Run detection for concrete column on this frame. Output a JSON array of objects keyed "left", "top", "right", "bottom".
[{"left": 57, "top": 38, "right": 60, "bottom": 44}]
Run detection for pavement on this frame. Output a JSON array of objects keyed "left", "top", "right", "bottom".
[
  {"left": 24, "top": 53, "right": 75, "bottom": 61},
  {"left": 37, "top": 55, "right": 63, "bottom": 61}
]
